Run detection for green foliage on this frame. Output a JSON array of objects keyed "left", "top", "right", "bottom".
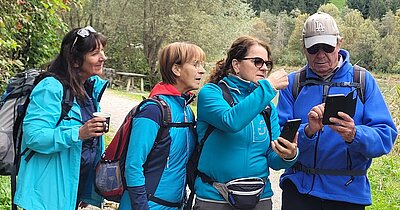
[
  {"left": 372, "top": 35, "right": 400, "bottom": 72},
  {"left": 347, "top": 0, "right": 400, "bottom": 19},
  {"left": 257, "top": 11, "right": 295, "bottom": 63},
  {"left": 62, "top": 0, "right": 255, "bottom": 89},
  {"left": 367, "top": 155, "right": 400, "bottom": 210},
  {"left": 0, "top": 176, "right": 11, "bottom": 209},
  {"left": 282, "top": 13, "right": 309, "bottom": 66},
  {"left": 247, "top": 0, "right": 329, "bottom": 16},
  {"left": 0, "top": 0, "right": 69, "bottom": 93}
]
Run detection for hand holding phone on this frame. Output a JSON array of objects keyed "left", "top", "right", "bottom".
[
  {"left": 279, "top": 119, "right": 301, "bottom": 148},
  {"left": 322, "top": 90, "right": 357, "bottom": 125}
]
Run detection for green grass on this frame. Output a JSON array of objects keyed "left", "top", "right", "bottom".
[
  {"left": 367, "top": 154, "right": 400, "bottom": 210},
  {"left": 329, "top": 0, "right": 346, "bottom": 10},
  {"left": 0, "top": 176, "right": 11, "bottom": 209},
  {"left": 106, "top": 88, "right": 148, "bottom": 101}
]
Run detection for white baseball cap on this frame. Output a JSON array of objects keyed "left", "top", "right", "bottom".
[{"left": 302, "top": 12, "right": 340, "bottom": 48}]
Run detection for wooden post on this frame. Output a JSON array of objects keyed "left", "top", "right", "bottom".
[
  {"left": 126, "top": 78, "right": 131, "bottom": 91},
  {"left": 140, "top": 78, "right": 144, "bottom": 92}
]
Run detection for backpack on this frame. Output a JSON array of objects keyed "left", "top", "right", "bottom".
[
  {"left": 292, "top": 65, "right": 367, "bottom": 103},
  {"left": 184, "top": 82, "right": 272, "bottom": 210},
  {"left": 0, "top": 69, "right": 73, "bottom": 210},
  {"left": 94, "top": 96, "right": 195, "bottom": 206}
]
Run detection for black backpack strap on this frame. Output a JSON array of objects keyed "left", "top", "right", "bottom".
[
  {"left": 198, "top": 82, "right": 234, "bottom": 147},
  {"left": 292, "top": 66, "right": 307, "bottom": 101},
  {"left": 148, "top": 194, "right": 182, "bottom": 208},
  {"left": 57, "top": 86, "right": 73, "bottom": 126},
  {"left": 292, "top": 65, "right": 366, "bottom": 104},
  {"left": 353, "top": 65, "right": 366, "bottom": 104},
  {"left": 293, "top": 162, "right": 366, "bottom": 176},
  {"left": 261, "top": 106, "right": 272, "bottom": 142},
  {"left": 218, "top": 82, "right": 234, "bottom": 106}
]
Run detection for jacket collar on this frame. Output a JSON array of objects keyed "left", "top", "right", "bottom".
[
  {"left": 86, "top": 75, "right": 108, "bottom": 102},
  {"left": 148, "top": 82, "right": 196, "bottom": 105},
  {"left": 221, "top": 74, "right": 259, "bottom": 95}
]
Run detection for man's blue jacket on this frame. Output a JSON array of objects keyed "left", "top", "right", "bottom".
[{"left": 277, "top": 49, "right": 398, "bottom": 205}]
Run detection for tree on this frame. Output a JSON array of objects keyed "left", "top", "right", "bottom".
[
  {"left": 257, "top": 10, "right": 294, "bottom": 64},
  {"left": 340, "top": 9, "right": 380, "bottom": 68},
  {"left": 375, "top": 10, "right": 396, "bottom": 36},
  {"left": 247, "top": 0, "right": 328, "bottom": 16},
  {"left": 347, "top": 0, "right": 370, "bottom": 18},
  {"left": 284, "top": 13, "right": 308, "bottom": 66},
  {"left": 62, "top": 0, "right": 255, "bottom": 88},
  {"left": 0, "top": 0, "right": 70, "bottom": 93},
  {"left": 369, "top": 0, "right": 387, "bottom": 20},
  {"left": 373, "top": 35, "right": 400, "bottom": 72}
]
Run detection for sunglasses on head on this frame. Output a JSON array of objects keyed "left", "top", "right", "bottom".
[
  {"left": 306, "top": 44, "right": 335, "bottom": 54},
  {"left": 241, "top": 57, "right": 273, "bottom": 71},
  {"left": 72, "top": 26, "right": 96, "bottom": 48}
]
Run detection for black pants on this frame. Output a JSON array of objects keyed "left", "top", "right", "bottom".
[{"left": 281, "top": 179, "right": 366, "bottom": 210}]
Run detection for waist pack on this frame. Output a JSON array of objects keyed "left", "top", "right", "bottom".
[{"left": 212, "top": 177, "right": 265, "bottom": 210}]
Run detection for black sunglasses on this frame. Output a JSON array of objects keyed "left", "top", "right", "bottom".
[
  {"left": 306, "top": 44, "right": 335, "bottom": 54},
  {"left": 241, "top": 57, "right": 273, "bottom": 71}
]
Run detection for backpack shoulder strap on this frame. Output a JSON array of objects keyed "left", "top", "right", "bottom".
[
  {"left": 353, "top": 65, "right": 366, "bottom": 104},
  {"left": 261, "top": 106, "right": 272, "bottom": 142},
  {"left": 218, "top": 82, "right": 235, "bottom": 106},
  {"left": 34, "top": 72, "right": 74, "bottom": 126},
  {"left": 198, "top": 82, "right": 234, "bottom": 146},
  {"left": 292, "top": 66, "right": 307, "bottom": 101},
  {"left": 58, "top": 87, "right": 73, "bottom": 126}
]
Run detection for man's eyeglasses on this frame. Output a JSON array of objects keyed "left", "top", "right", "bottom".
[
  {"left": 192, "top": 60, "right": 206, "bottom": 69},
  {"left": 241, "top": 57, "right": 273, "bottom": 71},
  {"left": 72, "top": 26, "right": 96, "bottom": 48},
  {"left": 306, "top": 44, "right": 335, "bottom": 54}
]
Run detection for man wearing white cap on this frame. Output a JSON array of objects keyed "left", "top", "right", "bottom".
[{"left": 276, "top": 12, "right": 397, "bottom": 210}]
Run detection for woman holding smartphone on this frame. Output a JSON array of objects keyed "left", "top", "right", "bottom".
[{"left": 194, "top": 35, "right": 299, "bottom": 210}]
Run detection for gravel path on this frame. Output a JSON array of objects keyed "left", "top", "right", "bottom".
[{"left": 83, "top": 90, "right": 283, "bottom": 210}]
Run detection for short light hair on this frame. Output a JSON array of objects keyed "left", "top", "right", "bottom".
[{"left": 158, "top": 42, "right": 206, "bottom": 84}]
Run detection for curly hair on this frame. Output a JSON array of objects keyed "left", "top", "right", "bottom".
[{"left": 208, "top": 35, "right": 272, "bottom": 84}]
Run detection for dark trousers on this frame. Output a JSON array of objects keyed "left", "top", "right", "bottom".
[{"left": 281, "top": 179, "right": 366, "bottom": 210}]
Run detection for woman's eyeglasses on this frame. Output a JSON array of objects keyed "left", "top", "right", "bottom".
[
  {"left": 241, "top": 57, "right": 273, "bottom": 71},
  {"left": 192, "top": 60, "right": 206, "bottom": 69},
  {"left": 72, "top": 26, "right": 96, "bottom": 48},
  {"left": 306, "top": 44, "right": 335, "bottom": 54}
]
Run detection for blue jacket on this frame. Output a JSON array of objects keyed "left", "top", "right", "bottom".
[
  {"left": 14, "top": 76, "right": 107, "bottom": 210},
  {"left": 119, "top": 83, "right": 196, "bottom": 210},
  {"left": 277, "top": 49, "right": 398, "bottom": 205},
  {"left": 195, "top": 75, "right": 298, "bottom": 201}
]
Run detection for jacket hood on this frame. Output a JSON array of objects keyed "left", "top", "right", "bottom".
[
  {"left": 149, "top": 82, "right": 195, "bottom": 105},
  {"left": 149, "top": 82, "right": 195, "bottom": 97}
]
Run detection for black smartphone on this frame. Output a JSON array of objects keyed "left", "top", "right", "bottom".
[
  {"left": 279, "top": 119, "right": 301, "bottom": 147},
  {"left": 322, "top": 90, "right": 357, "bottom": 125}
]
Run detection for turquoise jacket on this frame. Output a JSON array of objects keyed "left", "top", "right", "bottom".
[
  {"left": 119, "top": 83, "right": 196, "bottom": 210},
  {"left": 195, "top": 75, "right": 298, "bottom": 201},
  {"left": 14, "top": 76, "right": 107, "bottom": 210}
]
